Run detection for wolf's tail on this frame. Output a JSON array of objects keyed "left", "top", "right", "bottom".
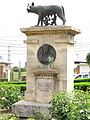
[
  {"left": 61, "top": 6, "right": 66, "bottom": 24},
  {"left": 61, "top": 6, "right": 65, "bottom": 17}
]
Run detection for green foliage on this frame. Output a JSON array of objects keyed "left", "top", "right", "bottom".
[
  {"left": 27, "top": 118, "right": 35, "bottom": 120},
  {"left": 13, "top": 72, "right": 19, "bottom": 80},
  {"left": 74, "top": 78, "right": 90, "bottom": 83},
  {"left": 49, "top": 90, "right": 90, "bottom": 120},
  {"left": 0, "top": 114, "right": 19, "bottom": 120},
  {"left": 74, "top": 82, "right": 90, "bottom": 91},
  {"left": 13, "top": 72, "right": 26, "bottom": 80},
  {"left": 21, "top": 66, "right": 27, "bottom": 72},
  {"left": 0, "top": 84, "right": 26, "bottom": 95},
  {"left": 86, "top": 52, "right": 90, "bottom": 67},
  {"left": 0, "top": 85, "right": 23, "bottom": 109},
  {"left": 12, "top": 66, "right": 19, "bottom": 72},
  {"left": 0, "top": 81, "right": 26, "bottom": 84},
  {"left": 0, "top": 81, "right": 26, "bottom": 95},
  {"left": 34, "top": 112, "right": 50, "bottom": 120},
  {"left": 0, "top": 78, "right": 8, "bottom": 82},
  {"left": 15, "top": 84, "right": 26, "bottom": 94}
]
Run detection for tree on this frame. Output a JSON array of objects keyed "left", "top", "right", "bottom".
[
  {"left": 86, "top": 52, "right": 90, "bottom": 68},
  {"left": 21, "top": 66, "right": 27, "bottom": 72},
  {"left": 12, "top": 66, "right": 19, "bottom": 72},
  {"left": 86, "top": 52, "right": 90, "bottom": 76}
]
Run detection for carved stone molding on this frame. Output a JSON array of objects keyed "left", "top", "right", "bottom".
[
  {"left": 21, "top": 26, "right": 81, "bottom": 36},
  {"left": 24, "top": 39, "right": 39, "bottom": 44},
  {"left": 32, "top": 69, "right": 58, "bottom": 78}
]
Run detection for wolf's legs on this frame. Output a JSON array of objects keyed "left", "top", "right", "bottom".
[{"left": 36, "top": 15, "right": 43, "bottom": 26}]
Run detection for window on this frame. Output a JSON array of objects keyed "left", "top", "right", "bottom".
[{"left": 83, "top": 74, "right": 88, "bottom": 78}]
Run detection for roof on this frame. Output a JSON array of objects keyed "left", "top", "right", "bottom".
[{"left": 0, "top": 62, "right": 11, "bottom": 65}]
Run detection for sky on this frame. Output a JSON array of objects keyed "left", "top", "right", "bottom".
[{"left": 0, "top": 0, "right": 90, "bottom": 67}]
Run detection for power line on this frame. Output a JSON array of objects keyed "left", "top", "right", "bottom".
[
  {"left": 74, "top": 44, "right": 90, "bottom": 47},
  {"left": 0, "top": 41, "right": 25, "bottom": 45},
  {"left": 0, "top": 36, "right": 23, "bottom": 38},
  {"left": 74, "top": 49, "right": 90, "bottom": 52},
  {"left": 0, "top": 45, "right": 26, "bottom": 48},
  {"left": 0, "top": 39, "right": 24, "bottom": 41}
]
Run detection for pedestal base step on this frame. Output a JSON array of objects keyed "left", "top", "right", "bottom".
[{"left": 12, "top": 100, "right": 50, "bottom": 118}]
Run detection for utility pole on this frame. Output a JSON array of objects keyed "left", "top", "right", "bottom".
[
  {"left": 0, "top": 56, "right": 3, "bottom": 61},
  {"left": 8, "top": 46, "right": 11, "bottom": 64},
  {"left": 19, "top": 61, "right": 21, "bottom": 81}
]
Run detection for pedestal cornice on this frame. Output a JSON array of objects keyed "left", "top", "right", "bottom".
[
  {"left": 21, "top": 26, "right": 81, "bottom": 36},
  {"left": 32, "top": 69, "right": 58, "bottom": 77}
]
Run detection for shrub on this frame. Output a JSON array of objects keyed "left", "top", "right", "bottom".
[
  {"left": 0, "top": 81, "right": 26, "bottom": 95},
  {"left": 12, "top": 66, "right": 19, "bottom": 72},
  {"left": 34, "top": 112, "right": 49, "bottom": 120},
  {"left": 0, "top": 85, "right": 23, "bottom": 109},
  {"left": 0, "top": 78, "right": 8, "bottom": 82},
  {"left": 0, "top": 83, "right": 26, "bottom": 94},
  {"left": 74, "top": 82, "right": 90, "bottom": 91},
  {"left": 0, "top": 81, "right": 26, "bottom": 85},
  {"left": 13, "top": 84, "right": 26, "bottom": 94},
  {"left": 9, "top": 81, "right": 26, "bottom": 84},
  {"left": 49, "top": 90, "right": 90, "bottom": 120},
  {"left": 21, "top": 66, "right": 27, "bottom": 72},
  {"left": 74, "top": 78, "right": 90, "bottom": 83},
  {"left": 0, "top": 114, "right": 19, "bottom": 120}
]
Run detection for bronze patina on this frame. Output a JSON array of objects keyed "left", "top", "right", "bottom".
[
  {"left": 27, "top": 2, "right": 66, "bottom": 26},
  {"left": 37, "top": 44, "right": 56, "bottom": 65}
]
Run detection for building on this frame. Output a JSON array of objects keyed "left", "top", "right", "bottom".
[
  {"left": 74, "top": 61, "right": 90, "bottom": 74},
  {"left": 0, "top": 62, "right": 11, "bottom": 81}
]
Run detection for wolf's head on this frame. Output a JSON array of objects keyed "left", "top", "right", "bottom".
[{"left": 27, "top": 2, "right": 34, "bottom": 12}]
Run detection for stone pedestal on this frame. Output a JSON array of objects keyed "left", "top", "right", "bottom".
[
  {"left": 12, "top": 100, "right": 51, "bottom": 118},
  {"left": 12, "top": 26, "right": 80, "bottom": 117}
]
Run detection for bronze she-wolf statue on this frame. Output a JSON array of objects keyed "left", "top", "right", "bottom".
[{"left": 27, "top": 2, "right": 66, "bottom": 26}]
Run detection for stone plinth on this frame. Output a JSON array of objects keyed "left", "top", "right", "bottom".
[
  {"left": 12, "top": 100, "right": 50, "bottom": 118},
  {"left": 32, "top": 69, "right": 58, "bottom": 103},
  {"left": 12, "top": 26, "right": 80, "bottom": 118}
]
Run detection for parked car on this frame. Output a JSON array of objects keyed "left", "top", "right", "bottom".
[{"left": 74, "top": 72, "right": 90, "bottom": 79}]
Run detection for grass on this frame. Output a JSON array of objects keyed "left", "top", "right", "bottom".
[{"left": 13, "top": 72, "right": 26, "bottom": 80}]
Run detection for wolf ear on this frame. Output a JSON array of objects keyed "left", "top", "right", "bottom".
[{"left": 32, "top": 2, "right": 34, "bottom": 6}]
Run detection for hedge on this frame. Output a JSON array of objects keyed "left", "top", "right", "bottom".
[
  {"left": 0, "top": 81, "right": 26, "bottom": 94},
  {"left": 0, "top": 81, "right": 26, "bottom": 85},
  {"left": 0, "top": 81, "right": 90, "bottom": 92},
  {"left": 0, "top": 84, "right": 24, "bottom": 109},
  {"left": 6, "top": 81, "right": 26, "bottom": 84},
  {"left": 0, "top": 84, "right": 26, "bottom": 94},
  {"left": 0, "top": 78, "right": 8, "bottom": 82},
  {"left": 13, "top": 84, "right": 26, "bottom": 94},
  {"left": 74, "top": 82, "right": 90, "bottom": 91},
  {"left": 74, "top": 78, "right": 90, "bottom": 83}
]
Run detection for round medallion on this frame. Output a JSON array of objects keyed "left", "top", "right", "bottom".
[{"left": 37, "top": 44, "right": 56, "bottom": 65}]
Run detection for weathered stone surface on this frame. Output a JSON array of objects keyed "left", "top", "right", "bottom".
[
  {"left": 21, "top": 26, "right": 80, "bottom": 36},
  {"left": 12, "top": 26, "right": 80, "bottom": 118},
  {"left": 12, "top": 100, "right": 50, "bottom": 118},
  {"left": 23, "top": 26, "right": 80, "bottom": 102}
]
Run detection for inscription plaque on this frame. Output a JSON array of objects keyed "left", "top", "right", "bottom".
[
  {"left": 37, "top": 81, "right": 52, "bottom": 92},
  {"left": 36, "top": 78, "right": 54, "bottom": 102}
]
